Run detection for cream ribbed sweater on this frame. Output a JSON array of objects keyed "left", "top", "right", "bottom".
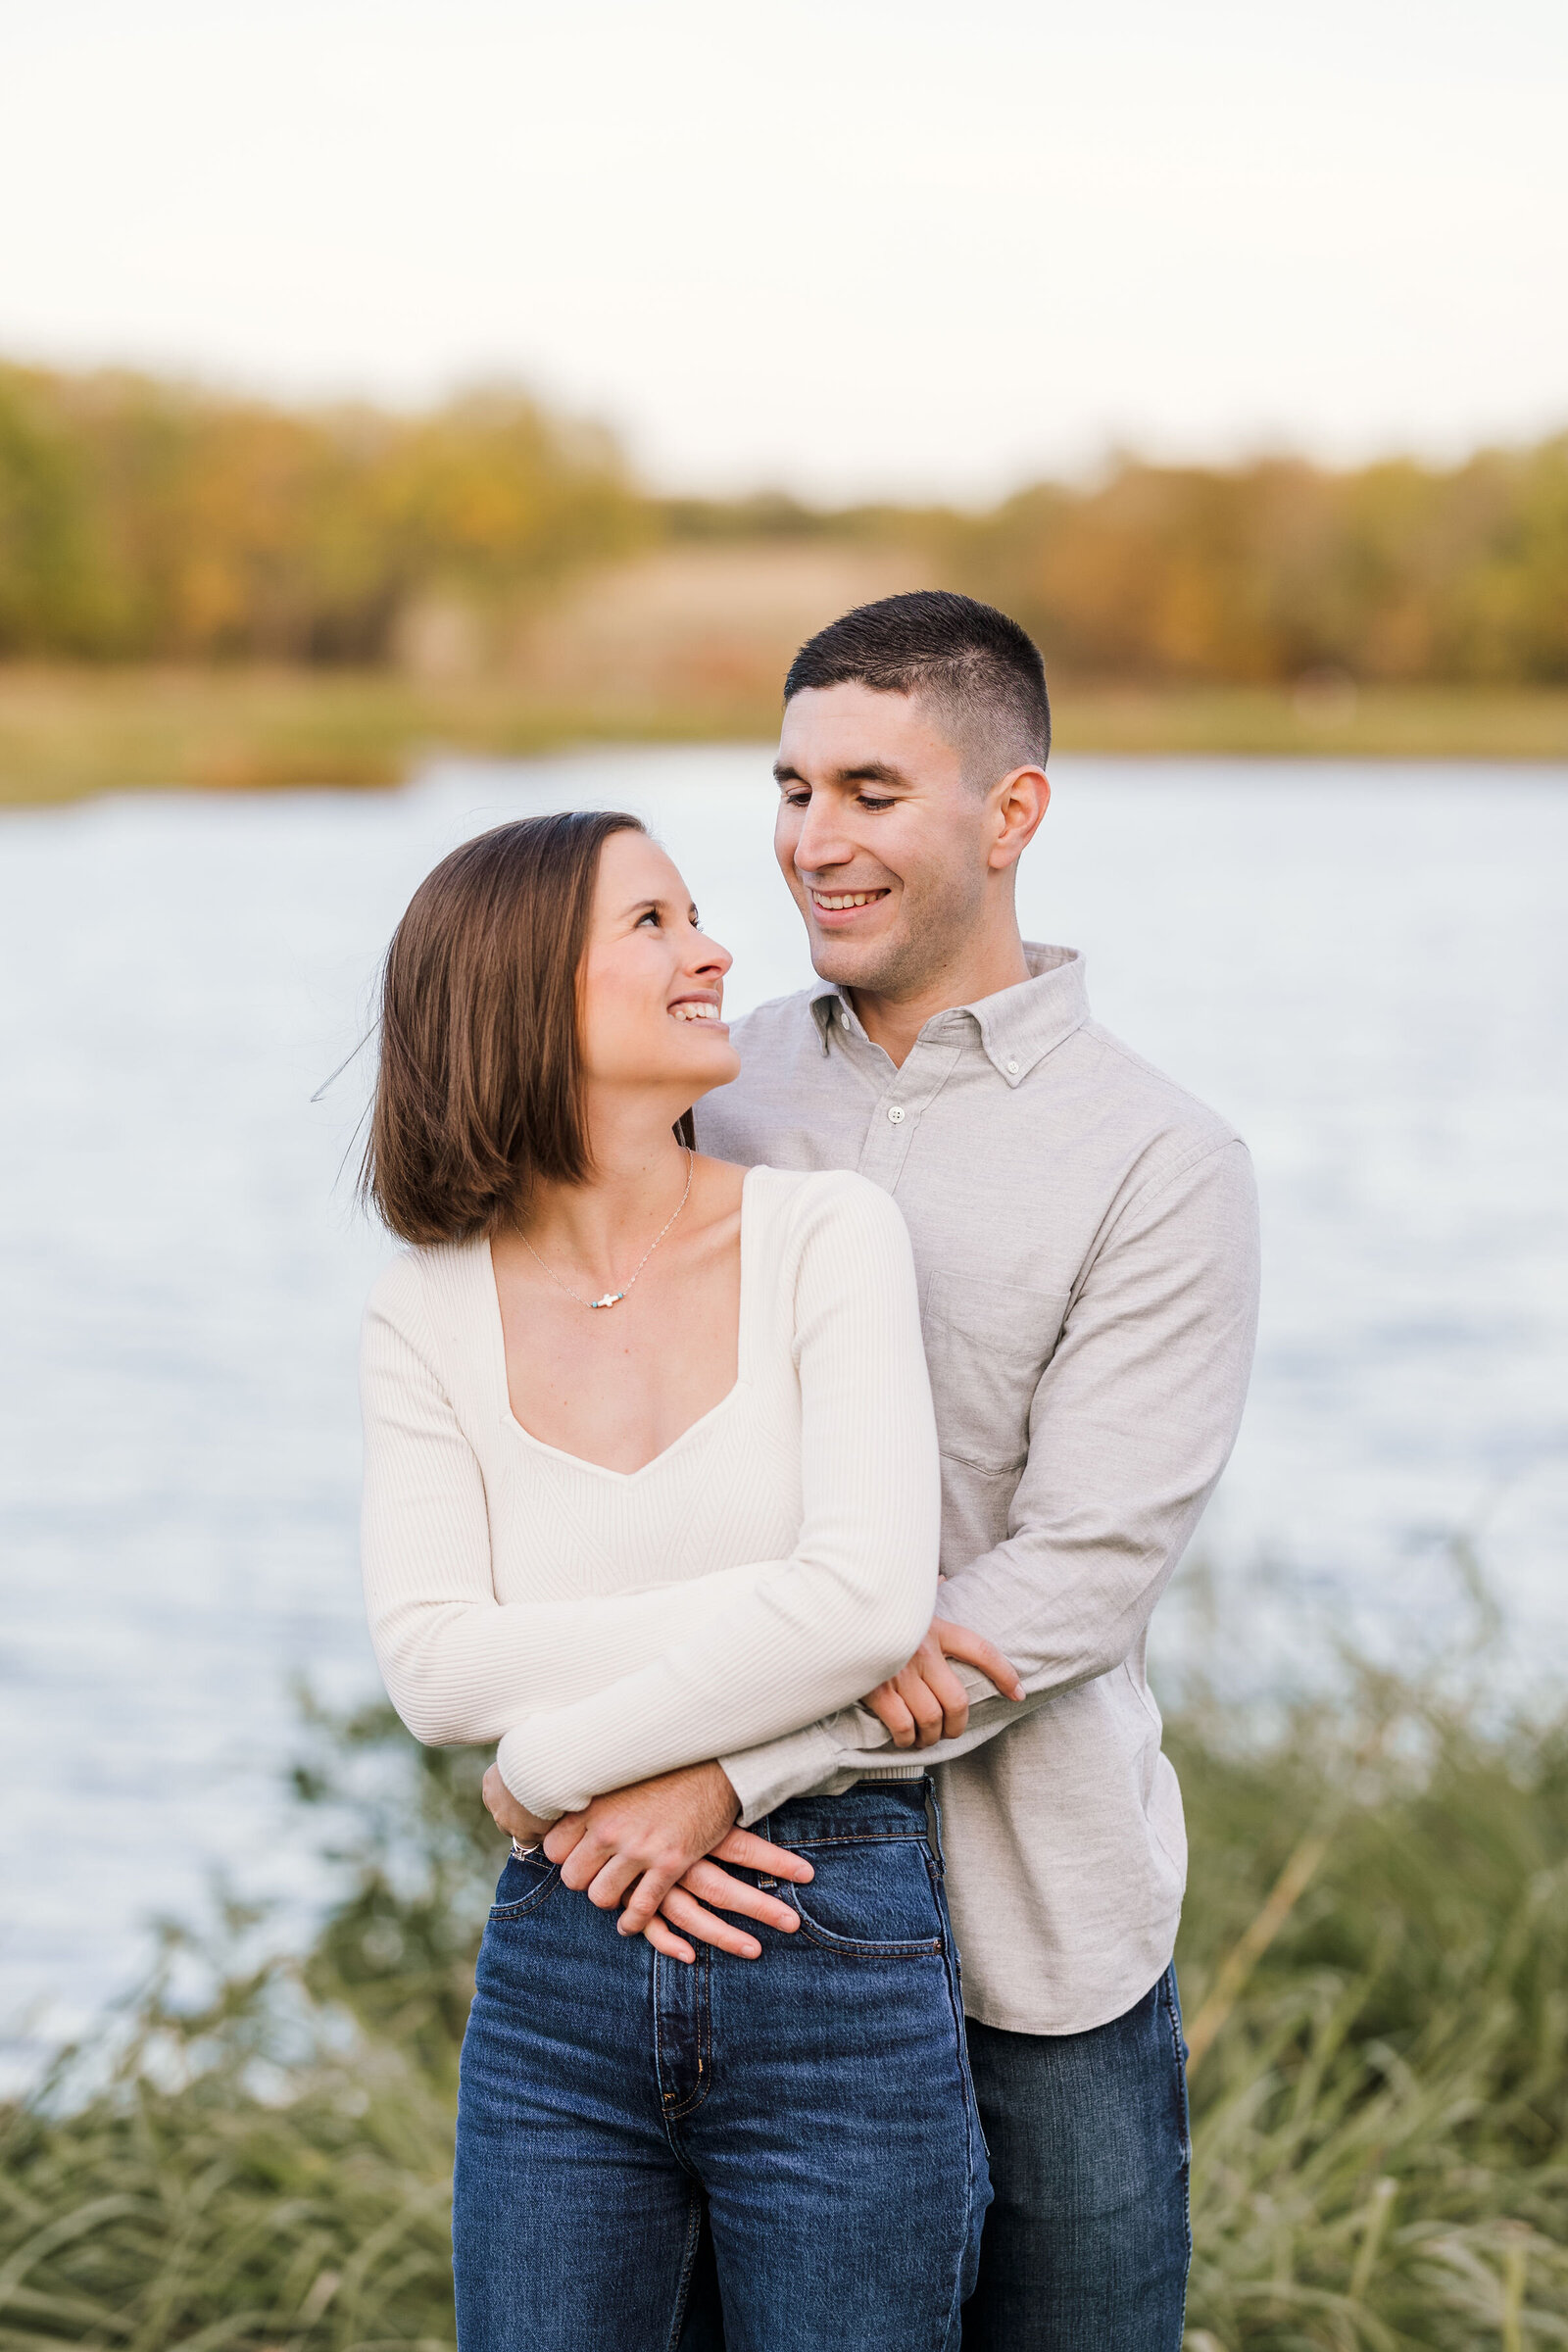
[{"left": 360, "top": 1165, "right": 941, "bottom": 1820}]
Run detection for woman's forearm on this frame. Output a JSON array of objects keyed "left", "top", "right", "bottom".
[{"left": 368, "top": 1561, "right": 769, "bottom": 1746}]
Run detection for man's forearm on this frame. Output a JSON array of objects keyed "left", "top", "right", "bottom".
[
  {"left": 722, "top": 1464, "right": 1231, "bottom": 1822},
  {"left": 720, "top": 1649, "right": 1049, "bottom": 1824},
  {"left": 727, "top": 1140, "right": 1260, "bottom": 1820}
]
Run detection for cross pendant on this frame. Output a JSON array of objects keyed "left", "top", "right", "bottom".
[{"left": 589, "top": 1291, "right": 626, "bottom": 1310}]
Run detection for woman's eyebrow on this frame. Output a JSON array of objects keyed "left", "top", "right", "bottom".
[{"left": 615, "top": 895, "right": 701, "bottom": 921}]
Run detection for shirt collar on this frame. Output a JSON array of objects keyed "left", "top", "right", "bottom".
[{"left": 808, "top": 943, "right": 1090, "bottom": 1085}]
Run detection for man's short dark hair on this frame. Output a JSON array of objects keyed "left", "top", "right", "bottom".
[{"left": 784, "top": 590, "right": 1051, "bottom": 779}]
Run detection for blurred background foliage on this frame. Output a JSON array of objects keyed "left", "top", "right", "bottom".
[
  {"left": 2, "top": 358, "right": 1566, "bottom": 687},
  {"left": 0, "top": 365, "right": 642, "bottom": 665},
  {"left": 4, "top": 1624, "right": 1565, "bottom": 2352}
]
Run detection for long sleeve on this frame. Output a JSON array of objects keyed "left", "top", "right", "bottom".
[
  {"left": 719, "top": 1137, "right": 1260, "bottom": 1823},
  {"left": 361, "top": 1257, "right": 776, "bottom": 1741},
  {"left": 494, "top": 1176, "right": 941, "bottom": 1817}
]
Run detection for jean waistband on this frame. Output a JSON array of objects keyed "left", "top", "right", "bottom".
[{"left": 763, "top": 1779, "right": 933, "bottom": 1846}]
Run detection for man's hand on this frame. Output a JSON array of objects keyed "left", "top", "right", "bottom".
[
  {"left": 865, "top": 1614, "right": 1025, "bottom": 1749},
  {"left": 482, "top": 1758, "right": 815, "bottom": 1966},
  {"left": 541, "top": 1761, "right": 816, "bottom": 1964}
]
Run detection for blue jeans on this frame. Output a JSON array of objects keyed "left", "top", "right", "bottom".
[
  {"left": 960, "top": 1966, "right": 1193, "bottom": 2350},
  {"left": 454, "top": 1782, "right": 990, "bottom": 2351},
  {"left": 680, "top": 1964, "right": 1192, "bottom": 2352}
]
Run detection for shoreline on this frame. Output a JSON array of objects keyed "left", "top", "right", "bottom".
[{"left": 3, "top": 664, "right": 1568, "bottom": 806}]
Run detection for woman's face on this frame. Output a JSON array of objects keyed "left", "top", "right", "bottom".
[{"left": 577, "top": 829, "right": 740, "bottom": 1106}]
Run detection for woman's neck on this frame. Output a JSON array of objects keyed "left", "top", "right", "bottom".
[{"left": 520, "top": 1108, "right": 691, "bottom": 1287}]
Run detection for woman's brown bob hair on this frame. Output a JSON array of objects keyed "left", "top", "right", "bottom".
[{"left": 362, "top": 810, "right": 695, "bottom": 1246}]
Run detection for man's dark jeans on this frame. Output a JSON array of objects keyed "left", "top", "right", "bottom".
[
  {"left": 682, "top": 1962, "right": 1191, "bottom": 2350},
  {"left": 960, "top": 1965, "right": 1193, "bottom": 2351}
]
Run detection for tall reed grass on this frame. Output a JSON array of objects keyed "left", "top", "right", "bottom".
[{"left": 4, "top": 1636, "right": 1564, "bottom": 2350}]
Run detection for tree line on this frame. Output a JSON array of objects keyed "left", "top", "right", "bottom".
[{"left": 2, "top": 358, "right": 1565, "bottom": 683}]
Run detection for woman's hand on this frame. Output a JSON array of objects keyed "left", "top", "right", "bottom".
[
  {"left": 864, "top": 1614, "right": 1025, "bottom": 1750},
  {"left": 481, "top": 1763, "right": 555, "bottom": 1849}
]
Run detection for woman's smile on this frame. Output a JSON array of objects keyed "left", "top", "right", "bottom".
[{"left": 667, "top": 992, "right": 727, "bottom": 1026}]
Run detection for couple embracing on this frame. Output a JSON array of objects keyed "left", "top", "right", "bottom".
[{"left": 359, "top": 592, "right": 1260, "bottom": 2350}]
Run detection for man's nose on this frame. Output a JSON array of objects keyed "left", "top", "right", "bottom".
[{"left": 793, "top": 799, "right": 854, "bottom": 875}]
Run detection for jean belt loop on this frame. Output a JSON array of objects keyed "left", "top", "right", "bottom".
[
  {"left": 922, "top": 1775, "right": 947, "bottom": 1879},
  {"left": 754, "top": 1809, "right": 778, "bottom": 1890}
]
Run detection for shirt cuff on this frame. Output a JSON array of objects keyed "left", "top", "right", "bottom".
[{"left": 718, "top": 1721, "right": 846, "bottom": 1825}]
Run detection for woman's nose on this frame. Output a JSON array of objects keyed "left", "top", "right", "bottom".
[{"left": 690, "top": 929, "right": 732, "bottom": 976}]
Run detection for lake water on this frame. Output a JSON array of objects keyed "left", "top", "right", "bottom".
[{"left": 3, "top": 748, "right": 1566, "bottom": 2077}]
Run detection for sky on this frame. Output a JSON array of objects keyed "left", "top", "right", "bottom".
[{"left": 3, "top": 0, "right": 1566, "bottom": 503}]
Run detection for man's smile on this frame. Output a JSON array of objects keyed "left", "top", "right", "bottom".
[{"left": 808, "top": 886, "right": 892, "bottom": 921}]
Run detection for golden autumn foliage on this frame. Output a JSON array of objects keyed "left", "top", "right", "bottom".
[
  {"left": 932, "top": 446, "right": 1568, "bottom": 685},
  {"left": 0, "top": 364, "right": 644, "bottom": 662},
  {"left": 1, "top": 357, "right": 1566, "bottom": 686}
]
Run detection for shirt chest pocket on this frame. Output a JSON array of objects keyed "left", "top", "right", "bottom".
[{"left": 921, "top": 1272, "right": 1068, "bottom": 1476}]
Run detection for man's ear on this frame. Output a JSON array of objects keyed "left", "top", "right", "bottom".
[{"left": 988, "top": 767, "right": 1051, "bottom": 870}]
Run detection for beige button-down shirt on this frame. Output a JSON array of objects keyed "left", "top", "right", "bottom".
[{"left": 696, "top": 944, "right": 1260, "bottom": 2034}]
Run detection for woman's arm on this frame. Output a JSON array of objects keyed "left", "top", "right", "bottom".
[
  {"left": 361, "top": 1257, "right": 771, "bottom": 1742},
  {"left": 493, "top": 1176, "right": 942, "bottom": 1820}
]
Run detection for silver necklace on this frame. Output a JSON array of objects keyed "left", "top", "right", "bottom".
[{"left": 521, "top": 1150, "right": 694, "bottom": 1310}]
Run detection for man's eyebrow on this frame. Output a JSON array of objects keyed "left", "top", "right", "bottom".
[
  {"left": 837, "top": 760, "right": 909, "bottom": 787},
  {"left": 771, "top": 760, "right": 911, "bottom": 788}
]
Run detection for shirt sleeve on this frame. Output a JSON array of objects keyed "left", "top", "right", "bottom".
[
  {"left": 361, "top": 1257, "right": 778, "bottom": 1742},
  {"left": 492, "top": 1175, "right": 941, "bottom": 1818},
  {"left": 718, "top": 1136, "right": 1261, "bottom": 1824}
]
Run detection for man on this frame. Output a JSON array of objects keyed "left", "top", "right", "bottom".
[{"left": 488, "top": 591, "right": 1259, "bottom": 2347}]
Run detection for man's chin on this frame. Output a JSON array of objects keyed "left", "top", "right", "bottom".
[
  {"left": 808, "top": 939, "right": 866, "bottom": 987},
  {"left": 808, "top": 937, "right": 905, "bottom": 994}
]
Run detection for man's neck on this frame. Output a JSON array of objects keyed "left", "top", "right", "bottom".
[{"left": 847, "top": 932, "right": 1032, "bottom": 1069}]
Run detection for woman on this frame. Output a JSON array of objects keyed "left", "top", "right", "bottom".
[{"left": 359, "top": 811, "right": 993, "bottom": 2351}]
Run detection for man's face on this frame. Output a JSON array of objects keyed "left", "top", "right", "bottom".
[{"left": 773, "top": 682, "right": 1000, "bottom": 999}]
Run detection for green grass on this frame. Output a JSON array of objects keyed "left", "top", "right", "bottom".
[
  {"left": 4, "top": 1646, "right": 1566, "bottom": 2351},
  {"left": 1, "top": 664, "right": 1566, "bottom": 808},
  {"left": 1172, "top": 1672, "right": 1568, "bottom": 2349}
]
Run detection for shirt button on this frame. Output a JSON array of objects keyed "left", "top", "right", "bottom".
[
  {"left": 886, "top": 1104, "right": 906, "bottom": 1124},
  {"left": 1005, "top": 1058, "right": 1019, "bottom": 1075}
]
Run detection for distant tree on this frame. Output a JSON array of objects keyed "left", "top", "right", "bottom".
[{"left": 0, "top": 369, "right": 121, "bottom": 653}]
